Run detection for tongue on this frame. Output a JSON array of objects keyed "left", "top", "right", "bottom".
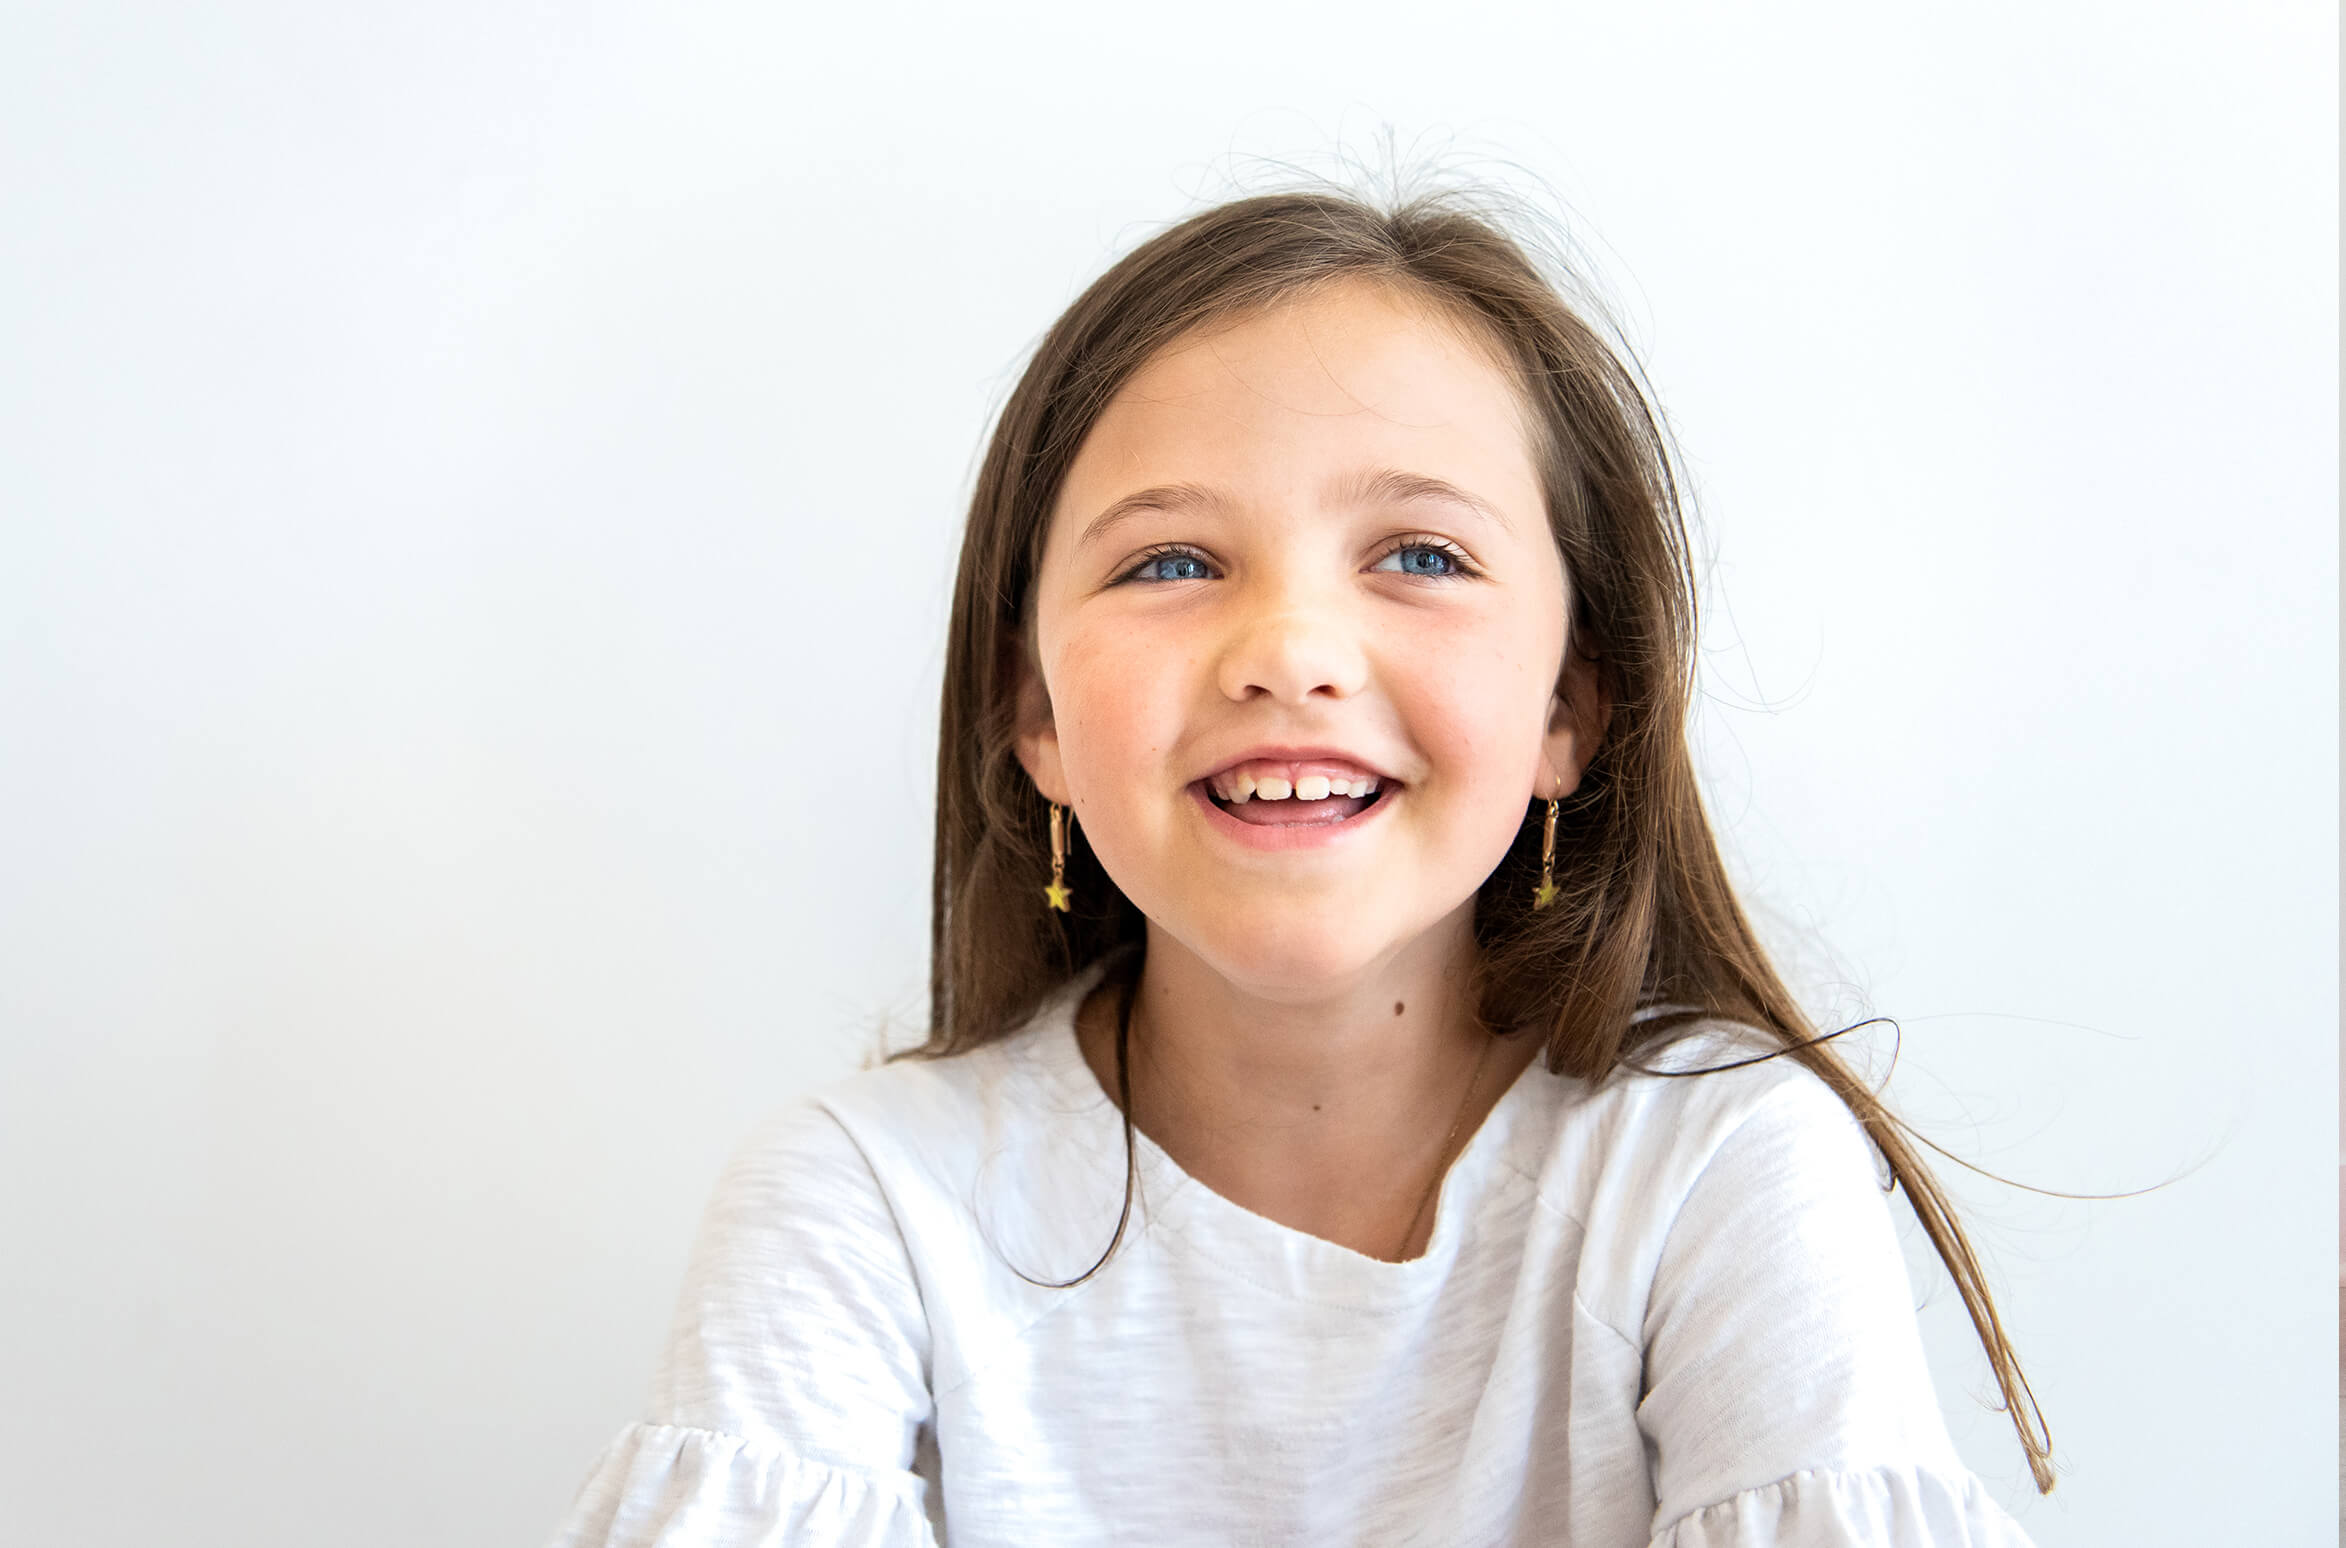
[{"left": 1220, "top": 791, "right": 1377, "bottom": 826}]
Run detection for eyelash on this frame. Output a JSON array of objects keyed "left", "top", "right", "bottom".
[{"left": 1113, "top": 535, "right": 1483, "bottom": 586}]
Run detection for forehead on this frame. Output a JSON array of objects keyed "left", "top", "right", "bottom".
[{"left": 1053, "top": 279, "right": 1542, "bottom": 532}]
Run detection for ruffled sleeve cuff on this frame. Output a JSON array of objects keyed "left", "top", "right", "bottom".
[
  {"left": 1651, "top": 1464, "right": 2036, "bottom": 1548},
  {"left": 548, "top": 1422, "right": 941, "bottom": 1548}
]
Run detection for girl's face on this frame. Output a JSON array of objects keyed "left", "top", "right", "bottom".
[{"left": 1016, "top": 278, "right": 1605, "bottom": 999}]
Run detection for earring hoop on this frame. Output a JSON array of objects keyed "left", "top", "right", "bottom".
[
  {"left": 1044, "top": 802, "right": 1073, "bottom": 913},
  {"left": 1533, "top": 792, "right": 1560, "bottom": 910}
]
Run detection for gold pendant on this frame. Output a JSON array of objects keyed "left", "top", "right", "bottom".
[
  {"left": 1044, "top": 803, "right": 1072, "bottom": 912},
  {"left": 1533, "top": 796, "right": 1559, "bottom": 909}
]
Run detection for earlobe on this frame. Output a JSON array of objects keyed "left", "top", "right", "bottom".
[{"left": 1540, "top": 640, "right": 1612, "bottom": 800}]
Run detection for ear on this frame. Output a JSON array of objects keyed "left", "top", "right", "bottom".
[
  {"left": 1011, "top": 634, "right": 1073, "bottom": 806},
  {"left": 1538, "top": 632, "right": 1612, "bottom": 801}
]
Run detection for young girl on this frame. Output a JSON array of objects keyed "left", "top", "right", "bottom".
[{"left": 550, "top": 185, "right": 2051, "bottom": 1546}]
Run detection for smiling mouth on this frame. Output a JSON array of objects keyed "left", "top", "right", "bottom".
[{"left": 1200, "top": 781, "right": 1392, "bottom": 827}]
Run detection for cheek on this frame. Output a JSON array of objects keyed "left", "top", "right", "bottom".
[
  {"left": 1398, "top": 616, "right": 1558, "bottom": 827},
  {"left": 1404, "top": 613, "right": 1552, "bottom": 752},
  {"left": 1044, "top": 637, "right": 1199, "bottom": 916},
  {"left": 1048, "top": 635, "right": 1180, "bottom": 794}
]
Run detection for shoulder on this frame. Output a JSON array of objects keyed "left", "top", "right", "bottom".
[
  {"left": 1523, "top": 1019, "right": 1892, "bottom": 1334},
  {"left": 1531, "top": 1018, "right": 1881, "bottom": 1225},
  {"left": 652, "top": 1028, "right": 1056, "bottom": 1440},
  {"left": 701, "top": 1028, "right": 1040, "bottom": 1267},
  {"left": 1637, "top": 1023, "right": 1892, "bottom": 1216},
  {"left": 667, "top": 1048, "right": 1008, "bottom": 1333},
  {"left": 691, "top": 985, "right": 1126, "bottom": 1314}
]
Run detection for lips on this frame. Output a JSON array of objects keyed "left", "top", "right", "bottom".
[
  {"left": 1188, "top": 776, "right": 1395, "bottom": 849},
  {"left": 1182, "top": 744, "right": 1403, "bottom": 847},
  {"left": 1199, "top": 742, "right": 1394, "bottom": 817}
]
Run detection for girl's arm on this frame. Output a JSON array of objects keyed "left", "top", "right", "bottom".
[
  {"left": 1636, "top": 1073, "right": 2037, "bottom": 1547},
  {"left": 549, "top": 1101, "right": 942, "bottom": 1548}
]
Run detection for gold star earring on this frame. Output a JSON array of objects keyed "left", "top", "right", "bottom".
[
  {"left": 1044, "top": 802, "right": 1073, "bottom": 913},
  {"left": 1532, "top": 789, "right": 1560, "bottom": 910}
]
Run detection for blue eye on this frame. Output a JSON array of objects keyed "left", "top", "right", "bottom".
[
  {"left": 1372, "top": 540, "right": 1474, "bottom": 579},
  {"left": 1129, "top": 552, "right": 1213, "bottom": 583},
  {"left": 1115, "top": 537, "right": 1478, "bottom": 585}
]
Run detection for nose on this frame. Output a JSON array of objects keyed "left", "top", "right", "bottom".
[{"left": 1212, "top": 575, "right": 1370, "bottom": 704}]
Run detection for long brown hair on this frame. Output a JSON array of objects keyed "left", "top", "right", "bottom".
[{"left": 899, "top": 182, "right": 2054, "bottom": 1492}]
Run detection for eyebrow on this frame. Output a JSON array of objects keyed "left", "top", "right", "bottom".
[
  {"left": 1076, "top": 466, "right": 1515, "bottom": 550},
  {"left": 1077, "top": 482, "right": 1225, "bottom": 551},
  {"left": 1334, "top": 466, "right": 1515, "bottom": 535}
]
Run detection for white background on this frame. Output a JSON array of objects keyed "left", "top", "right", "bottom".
[{"left": 1, "top": 3, "right": 2334, "bottom": 1544}]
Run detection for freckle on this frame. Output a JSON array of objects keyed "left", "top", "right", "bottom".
[
  {"left": 1394, "top": 1001, "right": 1405, "bottom": 1016},
  {"left": 1312, "top": 1103, "right": 1321, "bottom": 1112}
]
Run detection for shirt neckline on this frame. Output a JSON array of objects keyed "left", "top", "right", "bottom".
[{"left": 1017, "top": 952, "right": 1547, "bottom": 1312}]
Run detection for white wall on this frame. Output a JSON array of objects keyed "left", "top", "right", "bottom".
[{"left": 1, "top": 4, "right": 2333, "bottom": 1543}]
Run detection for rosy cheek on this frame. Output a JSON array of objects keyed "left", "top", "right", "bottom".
[{"left": 1056, "top": 665, "right": 1146, "bottom": 783}]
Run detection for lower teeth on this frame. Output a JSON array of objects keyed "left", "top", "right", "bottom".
[{"left": 1211, "top": 789, "right": 1383, "bottom": 813}]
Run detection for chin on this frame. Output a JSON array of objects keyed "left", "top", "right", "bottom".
[{"left": 1156, "top": 908, "right": 1414, "bottom": 1004}]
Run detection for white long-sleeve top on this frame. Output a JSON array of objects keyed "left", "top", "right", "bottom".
[{"left": 549, "top": 955, "right": 2038, "bottom": 1546}]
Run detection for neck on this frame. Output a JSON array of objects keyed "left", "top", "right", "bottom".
[{"left": 1075, "top": 907, "right": 1537, "bottom": 1261}]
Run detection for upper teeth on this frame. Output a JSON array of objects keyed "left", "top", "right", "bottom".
[{"left": 1208, "top": 769, "right": 1382, "bottom": 804}]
